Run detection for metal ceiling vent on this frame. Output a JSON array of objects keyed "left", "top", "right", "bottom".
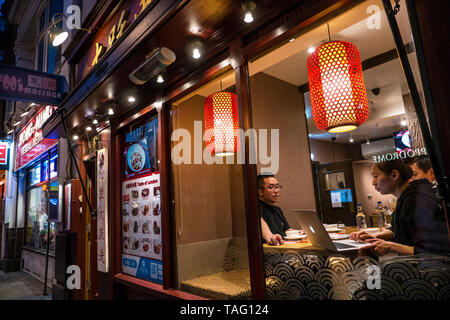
[{"left": 129, "top": 47, "right": 176, "bottom": 85}]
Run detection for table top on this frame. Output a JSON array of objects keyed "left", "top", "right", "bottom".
[{"left": 263, "top": 226, "right": 360, "bottom": 254}]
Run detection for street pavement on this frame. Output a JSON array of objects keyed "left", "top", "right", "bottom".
[{"left": 0, "top": 270, "right": 52, "bottom": 300}]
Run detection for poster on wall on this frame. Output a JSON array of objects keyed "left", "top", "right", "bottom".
[
  {"left": 121, "top": 118, "right": 161, "bottom": 283},
  {"left": 97, "top": 148, "right": 109, "bottom": 273},
  {"left": 123, "top": 117, "right": 158, "bottom": 179}
]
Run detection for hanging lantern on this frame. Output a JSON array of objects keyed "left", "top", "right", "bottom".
[
  {"left": 204, "top": 91, "right": 240, "bottom": 156},
  {"left": 307, "top": 41, "right": 369, "bottom": 133}
]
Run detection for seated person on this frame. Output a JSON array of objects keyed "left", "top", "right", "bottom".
[
  {"left": 258, "top": 174, "right": 299, "bottom": 245},
  {"left": 408, "top": 155, "right": 436, "bottom": 184},
  {"left": 351, "top": 159, "right": 449, "bottom": 256}
]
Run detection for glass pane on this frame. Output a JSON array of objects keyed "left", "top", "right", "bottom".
[
  {"left": 47, "top": 23, "right": 62, "bottom": 73},
  {"left": 49, "top": 181, "right": 59, "bottom": 222},
  {"left": 39, "top": 9, "right": 46, "bottom": 34},
  {"left": 50, "top": 153, "right": 58, "bottom": 179},
  {"left": 25, "top": 186, "right": 53, "bottom": 251},
  {"left": 247, "top": 0, "right": 449, "bottom": 300},
  {"left": 49, "top": 0, "right": 63, "bottom": 22},
  {"left": 28, "top": 163, "right": 42, "bottom": 186},
  {"left": 171, "top": 70, "right": 251, "bottom": 300},
  {"left": 121, "top": 116, "right": 162, "bottom": 284},
  {"left": 37, "top": 38, "right": 45, "bottom": 72}
]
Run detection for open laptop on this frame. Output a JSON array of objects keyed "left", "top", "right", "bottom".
[{"left": 293, "top": 209, "right": 372, "bottom": 252}]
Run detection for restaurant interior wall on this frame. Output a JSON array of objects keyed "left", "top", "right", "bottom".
[{"left": 249, "top": 72, "right": 317, "bottom": 229}]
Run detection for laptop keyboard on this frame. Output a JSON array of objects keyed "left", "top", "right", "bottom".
[{"left": 334, "top": 242, "right": 356, "bottom": 250}]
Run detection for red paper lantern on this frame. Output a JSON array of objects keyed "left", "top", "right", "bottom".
[
  {"left": 307, "top": 41, "right": 369, "bottom": 133},
  {"left": 204, "top": 91, "right": 240, "bottom": 156}
]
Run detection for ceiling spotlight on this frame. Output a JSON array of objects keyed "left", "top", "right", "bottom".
[
  {"left": 13, "top": 120, "right": 21, "bottom": 126},
  {"left": 21, "top": 110, "right": 29, "bottom": 117},
  {"left": 73, "top": 135, "right": 79, "bottom": 140},
  {"left": 242, "top": 1, "right": 256, "bottom": 24},
  {"left": 30, "top": 103, "right": 36, "bottom": 106},
  {"left": 349, "top": 134, "right": 354, "bottom": 143},
  {"left": 366, "top": 139, "right": 370, "bottom": 145},
  {"left": 401, "top": 118, "right": 407, "bottom": 126},
  {"left": 108, "top": 108, "right": 114, "bottom": 115},
  {"left": 156, "top": 74, "right": 164, "bottom": 83},
  {"left": 192, "top": 48, "right": 201, "bottom": 59},
  {"left": 244, "top": 12, "right": 254, "bottom": 23},
  {"left": 7, "top": 128, "right": 13, "bottom": 134},
  {"left": 189, "top": 39, "right": 205, "bottom": 60},
  {"left": 289, "top": 38, "right": 295, "bottom": 42},
  {"left": 128, "top": 96, "right": 136, "bottom": 103},
  {"left": 92, "top": 119, "right": 98, "bottom": 125},
  {"left": 308, "top": 47, "right": 315, "bottom": 54},
  {"left": 86, "top": 126, "right": 92, "bottom": 132}
]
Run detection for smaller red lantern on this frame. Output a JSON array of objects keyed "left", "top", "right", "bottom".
[{"left": 204, "top": 91, "right": 240, "bottom": 156}]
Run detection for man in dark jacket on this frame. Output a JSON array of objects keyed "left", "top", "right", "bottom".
[{"left": 258, "top": 174, "right": 296, "bottom": 246}]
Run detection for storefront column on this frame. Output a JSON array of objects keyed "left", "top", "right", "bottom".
[{"left": 231, "top": 39, "right": 265, "bottom": 300}]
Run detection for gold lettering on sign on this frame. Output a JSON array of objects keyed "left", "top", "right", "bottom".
[
  {"left": 135, "top": 0, "right": 152, "bottom": 20},
  {"left": 108, "top": 10, "right": 130, "bottom": 48},
  {"left": 92, "top": 43, "right": 107, "bottom": 67}
]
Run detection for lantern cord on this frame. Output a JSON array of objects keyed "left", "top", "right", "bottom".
[
  {"left": 220, "top": 80, "right": 223, "bottom": 92},
  {"left": 327, "top": 23, "right": 332, "bottom": 42}
]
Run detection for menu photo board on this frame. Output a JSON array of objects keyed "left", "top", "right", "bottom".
[{"left": 121, "top": 117, "right": 162, "bottom": 283}]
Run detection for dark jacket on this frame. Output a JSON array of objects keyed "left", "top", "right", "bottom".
[
  {"left": 259, "top": 200, "right": 290, "bottom": 240},
  {"left": 389, "top": 179, "right": 449, "bottom": 255}
]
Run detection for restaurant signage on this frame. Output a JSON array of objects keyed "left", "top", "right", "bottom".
[
  {"left": 0, "top": 140, "right": 10, "bottom": 170},
  {"left": 76, "top": 0, "right": 158, "bottom": 82},
  {"left": 0, "top": 63, "right": 66, "bottom": 105},
  {"left": 15, "top": 105, "right": 58, "bottom": 171},
  {"left": 97, "top": 148, "right": 109, "bottom": 273}
]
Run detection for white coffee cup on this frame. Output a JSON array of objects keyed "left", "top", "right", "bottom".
[{"left": 285, "top": 230, "right": 299, "bottom": 237}]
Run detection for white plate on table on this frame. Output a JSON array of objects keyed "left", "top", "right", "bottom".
[
  {"left": 284, "top": 234, "right": 307, "bottom": 241},
  {"left": 325, "top": 228, "right": 342, "bottom": 233},
  {"left": 329, "top": 233, "right": 349, "bottom": 240}
]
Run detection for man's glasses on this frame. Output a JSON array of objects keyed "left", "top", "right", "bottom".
[{"left": 265, "top": 184, "right": 282, "bottom": 190}]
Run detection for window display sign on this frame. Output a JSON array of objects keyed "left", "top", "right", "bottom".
[
  {"left": 15, "top": 105, "right": 58, "bottom": 171},
  {"left": 0, "top": 140, "right": 10, "bottom": 170},
  {"left": 123, "top": 117, "right": 157, "bottom": 179},
  {"left": 122, "top": 172, "right": 161, "bottom": 259},
  {"left": 97, "top": 148, "right": 109, "bottom": 273}
]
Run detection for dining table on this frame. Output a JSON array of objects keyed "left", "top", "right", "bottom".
[{"left": 262, "top": 226, "right": 366, "bottom": 256}]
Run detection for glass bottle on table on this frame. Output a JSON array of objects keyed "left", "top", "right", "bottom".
[
  {"left": 376, "top": 201, "right": 385, "bottom": 231},
  {"left": 356, "top": 204, "right": 367, "bottom": 230}
]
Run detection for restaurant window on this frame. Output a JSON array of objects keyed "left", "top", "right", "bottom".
[
  {"left": 120, "top": 115, "right": 162, "bottom": 284},
  {"left": 24, "top": 149, "right": 58, "bottom": 252},
  {"left": 170, "top": 70, "right": 251, "bottom": 299},
  {"left": 248, "top": 0, "right": 449, "bottom": 300}
]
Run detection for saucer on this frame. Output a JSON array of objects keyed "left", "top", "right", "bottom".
[
  {"left": 325, "top": 228, "right": 342, "bottom": 233},
  {"left": 284, "top": 234, "right": 307, "bottom": 240}
]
